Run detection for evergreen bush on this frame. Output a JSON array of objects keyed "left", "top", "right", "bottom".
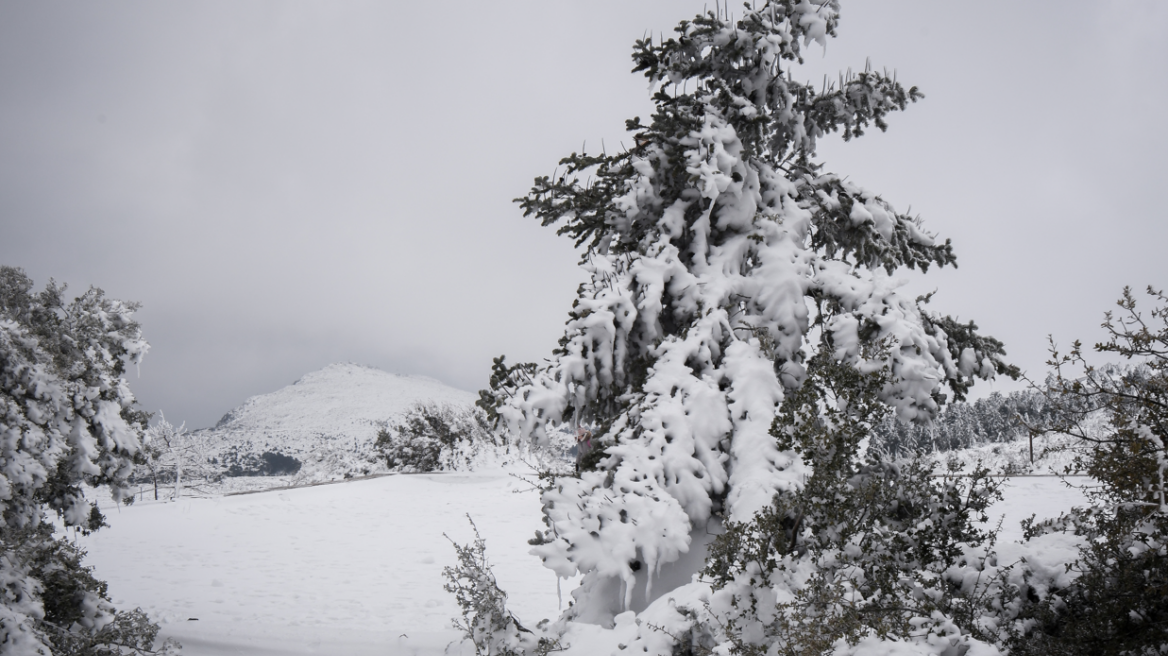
[
  {"left": 376, "top": 403, "right": 495, "bottom": 472},
  {"left": 0, "top": 266, "right": 174, "bottom": 654},
  {"left": 703, "top": 354, "right": 1005, "bottom": 654},
  {"left": 1007, "top": 287, "right": 1168, "bottom": 655}
]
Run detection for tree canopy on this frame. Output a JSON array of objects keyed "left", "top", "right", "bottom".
[
  {"left": 480, "top": 0, "right": 1016, "bottom": 633},
  {"left": 0, "top": 266, "right": 172, "bottom": 654}
]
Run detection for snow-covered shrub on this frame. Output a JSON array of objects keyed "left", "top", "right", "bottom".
[
  {"left": 480, "top": 1, "right": 1017, "bottom": 652},
  {"left": 444, "top": 517, "right": 559, "bottom": 656},
  {"left": 25, "top": 524, "right": 179, "bottom": 655},
  {"left": 477, "top": 356, "right": 536, "bottom": 429},
  {"left": 701, "top": 355, "right": 1006, "bottom": 655},
  {"left": 375, "top": 403, "right": 495, "bottom": 472},
  {"left": 0, "top": 266, "right": 173, "bottom": 654},
  {"left": 1006, "top": 287, "right": 1168, "bottom": 655}
]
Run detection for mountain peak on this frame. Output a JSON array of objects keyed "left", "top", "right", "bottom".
[{"left": 212, "top": 363, "right": 475, "bottom": 433}]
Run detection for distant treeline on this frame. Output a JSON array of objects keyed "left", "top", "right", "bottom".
[
  {"left": 215, "top": 447, "right": 303, "bottom": 477},
  {"left": 870, "top": 389, "right": 1057, "bottom": 458}
]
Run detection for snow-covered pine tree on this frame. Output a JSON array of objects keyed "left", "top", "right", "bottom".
[
  {"left": 484, "top": 0, "right": 1016, "bottom": 642},
  {"left": 0, "top": 266, "right": 174, "bottom": 655}
]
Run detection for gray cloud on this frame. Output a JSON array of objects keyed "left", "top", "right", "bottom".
[{"left": 2, "top": 1, "right": 1165, "bottom": 427}]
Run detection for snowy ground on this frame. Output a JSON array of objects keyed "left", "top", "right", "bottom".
[
  {"left": 82, "top": 469, "right": 569, "bottom": 655},
  {"left": 913, "top": 431, "right": 1090, "bottom": 478},
  {"left": 991, "top": 475, "right": 1088, "bottom": 542},
  {"left": 77, "top": 467, "right": 1089, "bottom": 655}
]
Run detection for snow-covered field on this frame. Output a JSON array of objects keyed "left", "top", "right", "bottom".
[
  {"left": 77, "top": 464, "right": 1088, "bottom": 656},
  {"left": 83, "top": 469, "right": 567, "bottom": 655},
  {"left": 913, "top": 428, "right": 1097, "bottom": 478}
]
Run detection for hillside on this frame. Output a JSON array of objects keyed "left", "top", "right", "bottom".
[{"left": 195, "top": 363, "right": 478, "bottom": 482}]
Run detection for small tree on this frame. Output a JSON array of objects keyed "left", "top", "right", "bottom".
[
  {"left": 375, "top": 403, "right": 496, "bottom": 472},
  {"left": 140, "top": 414, "right": 214, "bottom": 500},
  {"left": 482, "top": 0, "right": 1015, "bottom": 644},
  {"left": 1010, "top": 286, "right": 1168, "bottom": 655},
  {"left": 0, "top": 266, "right": 175, "bottom": 654}
]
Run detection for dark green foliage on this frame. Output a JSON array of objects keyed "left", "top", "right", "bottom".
[
  {"left": 703, "top": 352, "right": 1002, "bottom": 654},
  {"left": 575, "top": 441, "right": 609, "bottom": 474},
  {"left": 477, "top": 356, "right": 537, "bottom": 427},
  {"left": 1008, "top": 287, "right": 1168, "bottom": 656},
  {"left": 376, "top": 424, "right": 443, "bottom": 472},
  {"left": 518, "top": 103, "right": 947, "bottom": 277},
  {"left": 0, "top": 268, "right": 140, "bottom": 384},
  {"left": 376, "top": 403, "right": 496, "bottom": 472},
  {"left": 629, "top": 4, "right": 919, "bottom": 148},
  {"left": 261, "top": 451, "right": 301, "bottom": 475},
  {"left": 219, "top": 449, "right": 302, "bottom": 477},
  {"left": 920, "top": 311, "right": 1021, "bottom": 402},
  {"left": 0, "top": 266, "right": 169, "bottom": 653},
  {"left": 29, "top": 525, "right": 109, "bottom": 629},
  {"left": 0, "top": 266, "right": 150, "bottom": 524},
  {"left": 62, "top": 609, "right": 177, "bottom": 656},
  {"left": 520, "top": 2, "right": 935, "bottom": 268}
]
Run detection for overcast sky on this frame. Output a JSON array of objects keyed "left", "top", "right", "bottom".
[{"left": 2, "top": 1, "right": 1165, "bottom": 429}]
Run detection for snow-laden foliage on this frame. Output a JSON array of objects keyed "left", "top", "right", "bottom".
[
  {"left": 870, "top": 389, "right": 1060, "bottom": 459},
  {"left": 697, "top": 356, "right": 1008, "bottom": 655},
  {"left": 444, "top": 517, "right": 560, "bottom": 656},
  {"left": 505, "top": 357, "right": 1077, "bottom": 656},
  {"left": 1008, "top": 287, "right": 1168, "bottom": 655},
  {"left": 137, "top": 414, "right": 220, "bottom": 501},
  {"left": 0, "top": 266, "right": 172, "bottom": 655},
  {"left": 376, "top": 403, "right": 498, "bottom": 473},
  {"left": 480, "top": 0, "right": 1016, "bottom": 636}
]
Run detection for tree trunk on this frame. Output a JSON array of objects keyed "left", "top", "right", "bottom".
[{"left": 175, "top": 455, "right": 183, "bottom": 500}]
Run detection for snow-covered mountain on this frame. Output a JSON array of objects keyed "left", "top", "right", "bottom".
[{"left": 195, "top": 363, "right": 478, "bottom": 480}]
